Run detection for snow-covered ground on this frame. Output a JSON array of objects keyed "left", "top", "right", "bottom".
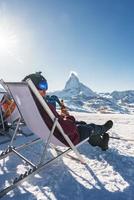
[{"left": 0, "top": 113, "right": 134, "bottom": 200}]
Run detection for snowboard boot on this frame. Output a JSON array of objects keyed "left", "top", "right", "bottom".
[
  {"left": 88, "top": 133, "right": 102, "bottom": 147},
  {"left": 99, "top": 133, "right": 109, "bottom": 151},
  {"left": 101, "top": 120, "right": 113, "bottom": 135}
]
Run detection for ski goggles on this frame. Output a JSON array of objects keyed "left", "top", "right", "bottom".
[{"left": 38, "top": 80, "right": 48, "bottom": 91}]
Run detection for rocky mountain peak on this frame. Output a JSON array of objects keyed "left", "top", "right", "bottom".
[
  {"left": 64, "top": 72, "right": 80, "bottom": 90},
  {"left": 60, "top": 72, "right": 96, "bottom": 98}
]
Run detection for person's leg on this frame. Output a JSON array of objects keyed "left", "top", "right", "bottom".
[
  {"left": 77, "top": 124, "right": 94, "bottom": 141},
  {"left": 77, "top": 120, "right": 113, "bottom": 151},
  {"left": 75, "top": 121, "right": 87, "bottom": 125},
  {"left": 77, "top": 124, "right": 106, "bottom": 150},
  {"left": 89, "top": 120, "right": 113, "bottom": 135},
  {"left": 87, "top": 120, "right": 113, "bottom": 150}
]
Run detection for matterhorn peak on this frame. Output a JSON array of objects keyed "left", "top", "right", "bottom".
[
  {"left": 49, "top": 71, "right": 96, "bottom": 100},
  {"left": 69, "top": 71, "right": 78, "bottom": 78},
  {"left": 65, "top": 72, "right": 80, "bottom": 90},
  {"left": 62, "top": 71, "right": 96, "bottom": 98}
]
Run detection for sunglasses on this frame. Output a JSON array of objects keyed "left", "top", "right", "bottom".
[{"left": 38, "top": 81, "right": 48, "bottom": 90}]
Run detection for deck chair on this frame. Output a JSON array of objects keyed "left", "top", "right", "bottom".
[
  {"left": 7, "top": 80, "right": 89, "bottom": 160},
  {"left": 0, "top": 81, "right": 21, "bottom": 144},
  {"left": 0, "top": 80, "right": 89, "bottom": 197},
  {"left": 0, "top": 91, "right": 7, "bottom": 131},
  {"left": 0, "top": 79, "right": 33, "bottom": 137},
  {"left": 0, "top": 88, "right": 16, "bottom": 144},
  {"left": 0, "top": 79, "right": 21, "bottom": 125}
]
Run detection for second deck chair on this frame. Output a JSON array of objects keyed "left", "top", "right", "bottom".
[
  {"left": 0, "top": 79, "right": 21, "bottom": 126},
  {"left": 0, "top": 91, "right": 12, "bottom": 144},
  {"left": 0, "top": 90, "right": 7, "bottom": 130},
  {"left": 0, "top": 79, "right": 33, "bottom": 137}
]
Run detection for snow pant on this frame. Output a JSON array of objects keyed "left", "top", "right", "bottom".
[
  {"left": 76, "top": 123, "right": 105, "bottom": 146},
  {"left": 77, "top": 123, "right": 105, "bottom": 141}
]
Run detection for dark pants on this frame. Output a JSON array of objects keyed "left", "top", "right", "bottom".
[{"left": 76, "top": 123, "right": 104, "bottom": 142}]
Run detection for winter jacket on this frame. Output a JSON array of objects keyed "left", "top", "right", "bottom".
[
  {"left": 44, "top": 95, "right": 61, "bottom": 109},
  {"left": 32, "top": 92, "right": 80, "bottom": 146},
  {"left": 1, "top": 95, "right": 16, "bottom": 120}
]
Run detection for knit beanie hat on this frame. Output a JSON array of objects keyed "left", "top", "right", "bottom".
[{"left": 23, "top": 72, "right": 48, "bottom": 90}]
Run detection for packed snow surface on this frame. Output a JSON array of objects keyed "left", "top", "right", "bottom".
[{"left": 0, "top": 113, "right": 134, "bottom": 200}]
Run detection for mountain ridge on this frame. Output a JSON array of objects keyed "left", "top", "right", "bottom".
[{"left": 49, "top": 72, "right": 134, "bottom": 114}]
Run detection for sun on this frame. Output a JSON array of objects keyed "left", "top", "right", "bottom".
[
  {"left": 0, "top": 7, "right": 22, "bottom": 63},
  {"left": 0, "top": 28, "right": 17, "bottom": 53},
  {"left": 0, "top": 24, "right": 23, "bottom": 63}
]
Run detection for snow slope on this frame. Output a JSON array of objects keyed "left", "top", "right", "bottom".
[{"left": 0, "top": 113, "right": 134, "bottom": 200}]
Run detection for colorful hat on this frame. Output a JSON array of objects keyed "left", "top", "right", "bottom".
[{"left": 23, "top": 72, "right": 48, "bottom": 90}]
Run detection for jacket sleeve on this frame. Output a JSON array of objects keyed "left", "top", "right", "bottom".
[{"left": 51, "top": 95, "right": 62, "bottom": 106}]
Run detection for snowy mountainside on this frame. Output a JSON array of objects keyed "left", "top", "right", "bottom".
[
  {"left": 50, "top": 72, "right": 96, "bottom": 99},
  {"left": 64, "top": 73, "right": 96, "bottom": 98},
  {"left": 111, "top": 90, "right": 134, "bottom": 103},
  {"left": 49, "top": 73, "right": 134, "bottom": 114}
]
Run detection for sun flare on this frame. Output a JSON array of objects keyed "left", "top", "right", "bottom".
[
  {"left": 0, "top": 24, "right": 23, "bottom": 63},
  {"left": 0, "top": 28, "right": 17, "bottom": 53}
]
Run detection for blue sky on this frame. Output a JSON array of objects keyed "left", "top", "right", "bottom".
[{"left": 0, "top": 0, "right": 133, "bottom": 92}]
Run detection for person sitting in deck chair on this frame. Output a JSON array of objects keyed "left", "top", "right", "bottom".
[
  {"left": 23, "top": 72, "right": 113, "bottom": 151},
  {"left": 0, "top": 94, "right": 16, "bottom": 131}
]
